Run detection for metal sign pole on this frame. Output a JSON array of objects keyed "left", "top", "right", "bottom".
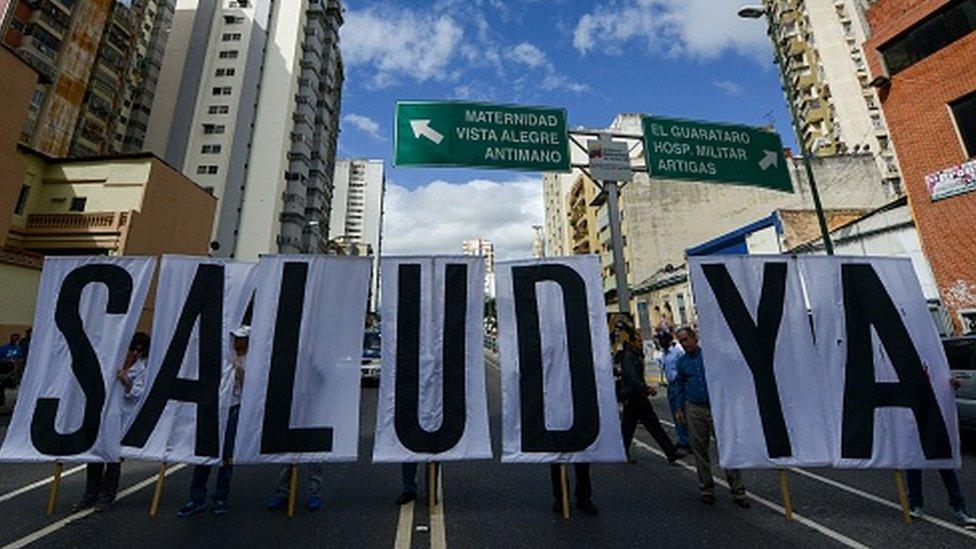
[{"left": 606, "top": 180, "right": 631, "bottom": 315}]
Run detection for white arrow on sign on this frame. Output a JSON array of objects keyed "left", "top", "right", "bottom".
[
  {"left": 759, "top": 150, "right": 778, "bottom": 171},
  {"left": 410, "top": 119, "right": 444, "bottom": 145}
]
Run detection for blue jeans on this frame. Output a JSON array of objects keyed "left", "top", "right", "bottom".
[
  {"left": 906, "top": 469, "right": 967, "bottom": 513},
  {"left": 190, "top": 405, "right": 239, "bottom": 505},
  {"left": 666, "top": 386, "right": 690, "bottom": 447}
]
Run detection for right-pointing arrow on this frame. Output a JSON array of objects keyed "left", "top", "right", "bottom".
[{"left": 759, "top": 150, "right": 778, "bottom": 171}]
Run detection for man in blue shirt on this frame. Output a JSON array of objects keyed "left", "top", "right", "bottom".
[
  {"left": 1, "top": 333, "right": 25, "bottom": 410},
  {"left": 657, "top": 332, "right": 689, "bottom": 450},
  {"left": 673, "top": 327, "right": 749, "bottom": 508}
]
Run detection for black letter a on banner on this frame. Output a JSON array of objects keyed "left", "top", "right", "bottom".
[
  {"left": 840, "top": 264, "right": 952, "bottom": 460},
  {"left": 702, "top": 262, "right": 792, "bottom": 458},
  {"left": 32, "top": 265, "right": 134, "bottom": 455},
  {"left": 514, "top": 264, "right": 599, "bottom": 452},
  {"left": 122, "top": 264, "right": 224, "bottom": 458},
  {"left": 394, "top": 264, "right": 467, "bottom": 453},
  {"left": 261, "top": 262, "right": 333, "bottom": 453}
]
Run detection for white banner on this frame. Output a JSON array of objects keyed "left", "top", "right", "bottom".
[
  {"left": 802, "top": 256, "right": 960, "bottom": 469},
  {"left": 496, "top": 256, "right": 626, "bottom": 463},
  {"left": 688, "top": 256, "right": 832, "bottom": 469},
  {"left": 234, "top": 256, "right": 371, "bottom": 464},
  {"left": 373, "top": 257, "right": 491, "bottom": 463},
  {"left": 120, "top": 256, "right": 256, "bottom": 465},
  {"left": 0, "top": 256, "right": 155, "bottom": 463},
  {"left": 689, "top": 255, "right": 961, "bottom": 470}
]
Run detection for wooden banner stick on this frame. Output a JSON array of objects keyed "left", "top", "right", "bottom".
[
  {"left": 45, "top": 462, "right": 63, "bottom": 516},
  {"left": 287, "top": 464, "right": 298, "bottom": 518},
  {"left": 428, "top": 462, "right": 438, "bottom": 514},
  {"left": 894, "top": 470, "right": 912, "bottom": 524},
  {"left": 559, "top": 464, "right": 570, "bottom": 520},
  {"left": 778, "top": 469, "right": 793, "bottom": 522},
  {"left": 149, "top": 462, "right": 167, "bottom": 516}
]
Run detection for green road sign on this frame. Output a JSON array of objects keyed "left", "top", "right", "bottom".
[
  {"left": 395, "top": 101, "right": 570, "bottom": 172},
  {"left": 642, "top": 116, "right": 793, "bottom": 192}
]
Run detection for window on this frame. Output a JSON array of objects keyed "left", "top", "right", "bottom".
[
  {"left": 215, "top": 68, "right": 236, "bottom": 77},
  {"left": 951, "top": 91, "right": 976, "bottom": 158},
  {"left": 211, "top": 86, "right": 232, "bottom": 96},
  {"left": 222, "top": 32, "right": 242, "bottom": 41},
  {"left": 196, "top": 165, "right": 219, "bottom": 175},
  {"left": 69, "top": 197, "right": 87, "bottom": 212},
  {"left": 879, "top": 0, "right": 976, "bottom": 75},
  {"left": 208, "top": 105, "right": 230, "bottom": 115},
  {"left": 201, "top": 144, "right": 223, "bottom": 154},
  {"left": 224, "top": 15, "right": 245, "bottom": 24},
  {"left": 14, "top": 185, "right": 30, "bottom": 214},
  {"left": 203, "top": 124, "right": 226, "bottom": 134},
  {"left": 219, "top": 50, "right": 238, "bottom": 59}
]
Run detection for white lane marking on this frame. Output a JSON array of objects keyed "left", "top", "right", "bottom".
[
  {"left": 394, "top": 500, "right": 415, "bottom": 549},
  {"left": 0, "top": 466, "right": 86, "bottom": 504},
  {"left": 430, "top": 470, "right": 446, "bottom": 549},
  {"left": 2, "top": 464, "right": 186, "bottom": 549},
  {"left": 631, "top": 439, "right": 871, "bottom": 549},
  {"left": 654, "top": 416, "right": 976, "bottom": 541}
]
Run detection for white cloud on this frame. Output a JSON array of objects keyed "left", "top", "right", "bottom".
[
  {"left": 713, "top": 79, "right": 744, "bottom": 96},
  {"left": 343, "top": 114, "right": 385, "bottom": 141},
  {"left": 342, "top": 7, "right": 463, "bottom": 88},
  {"left": 573, "top": 0, "right": 770, "bottom": 62},
  {"left": 508, "top": 42, "right": 548, "bottom": 69},
  {"left": 382, "top": 178, "right": 543, "bottom": 261}
]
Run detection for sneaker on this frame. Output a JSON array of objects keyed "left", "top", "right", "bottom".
[
  {"left": 952, "top": 510, "right": 976, "bottom": 528},
  {"left": 396, "top": 492, "right": 417, "bottom": 506},
  {"left": 212, "top": 500, "right": 230, "bottom": 516},
  {"left": 266, "top": 495, "right": 288, "bottom": 510},
  {"left": 72, "top": 496, "right": 97, "bottom": 513},
  {"left": 909, "top": 506, "right": 925, "bottom": 519},
  {"left": 307, "top": 495, "right": 323, "bottom": 511},
  {"left": 576, "top": 499, "right": 599, "bottom": 515},
  {"left": 177, "top": 501, "right": 205, "bottom": 518}
]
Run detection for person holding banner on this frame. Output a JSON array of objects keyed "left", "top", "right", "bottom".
[
  {"left": 549, "top": 464, "right": 597, "bottom": 515},
  {"left": 672, "top": 328, "right": 750, "bottom": 508},
  {"left": 397, "top": 463, "right": 423, "bottom": 505},
  {"left": 616, "top": 325, "right": 681, "bottom": 464},
  {"left": 74, "top": 332, "right": 151, "bottom": 512},
  {"left": 178, "top": 326, "right": 249, "bottom": 518},
  {"left": 267, "top": 464, "right": 325, "bottom": 511}
]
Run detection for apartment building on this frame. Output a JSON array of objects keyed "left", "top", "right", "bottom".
[
  {"left": 146, "top": 0, "right": 344, "bottom": 260},
  {"left": 0, "top": 0, "right": 172, "bottom": 157},
  {"left": 762, "top": 0, "right": 903, "bottom": 196},
  {"left": 462, "top": 238, "right": 496, "bottom": 298},
  {"left": 330, "top": 158, "right": 385, "bottom": 310}
]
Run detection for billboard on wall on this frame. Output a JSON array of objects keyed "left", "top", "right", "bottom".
[{"left": 925, "top": 159, "right": 976, "bottom": 201}]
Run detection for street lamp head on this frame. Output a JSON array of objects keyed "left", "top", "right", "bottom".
[{"left": 737, "top": 5, "right": 766, "bottom": 18}]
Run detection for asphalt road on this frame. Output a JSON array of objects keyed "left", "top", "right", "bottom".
[{"left": 1, "top": 357, "right": 976, "bottom": 548}]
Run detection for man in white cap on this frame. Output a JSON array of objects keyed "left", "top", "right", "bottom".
[{"left": 178, "top": 325, "right": 249, "bottom": 517}]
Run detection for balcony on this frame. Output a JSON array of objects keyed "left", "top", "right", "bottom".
[{"left": 787, "top": 38, "right": 806, "bottom": 56}]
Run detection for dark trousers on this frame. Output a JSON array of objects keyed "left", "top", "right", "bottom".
[
  {"left": 84, "top": 462, "right": 121, "bottom": 503},
  {"left": 401, "top": 463, "right": 422, "bottom": 496},
  {"left": 621, "top": 397, "right": 677, "bottom": 460},
  {"left": 550, "top": 464, "right": 592, "bottom": 502},
  {"left": 906, "top": 469, "right": 967, "bottom": 513},
  {"left": 190, "top": 405, "right": 239, "bottom": 505}
]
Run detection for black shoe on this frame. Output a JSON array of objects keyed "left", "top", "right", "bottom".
[
  {"left": 700, "top": 493, "right": 715, "bottom": 505},
  {"left": 396, "top": 492, "right": 417, "bottom": 506},
  {"left": 576, "top": 499, "right": 598, "bottom": 515},
  {"left": 733, "top": 497, "right": 751, "bottom": 509},
  {"left": 94, "top": 496, "right": 115, "bottom": 513},
  {"left": 72, "top": 496, "right": 97, "bottom": 513}
]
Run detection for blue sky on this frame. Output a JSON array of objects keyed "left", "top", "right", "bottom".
[{"left": 336, "top": 0, "right": 792, "bottom": 259}]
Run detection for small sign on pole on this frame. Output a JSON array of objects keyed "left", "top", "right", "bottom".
[{"left": 587, "top": 136, "right": 632, "bottom": 183}]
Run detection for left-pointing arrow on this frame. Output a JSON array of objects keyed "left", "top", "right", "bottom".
[{"left": 410, "top": 119, "right": 445, "bottom": 145}]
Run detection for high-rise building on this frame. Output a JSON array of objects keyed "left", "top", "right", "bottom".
[
  {"left": 462, "top": 238, "right": 495, "bottom": 298},
  {"left": 532, "top": 225, "right": 545, "bottom": 258},
  {"left": 0, "top": 0, "right": 173, "bottom": 158},
  {"left": 330, "top": 158, "right": 385, "bottom": 311},
  {"left": 146, "top": 0, "right": 344, "bottom": 260},
  {"left": 761, "top": 0, "right": 903, "bottom": 196},
  {"left": 863, "top": 0, "right": 976, "bottom": 334},
  {"left": 542, "top": 172, "right": 574, "bottom": 257}
]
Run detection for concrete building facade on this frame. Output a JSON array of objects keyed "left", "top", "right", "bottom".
[
  {"left": 146, "top": 0, "right": 344, "bottom": 260},
  {"left": 462, "top": 238, "right": 496, "bottom": 298},
  {"left": 330, "top": 158, "right": 385, "bottom": 311},
  {"left": 762, "top": 0, "right": 903, "bottom": 196},
  {"left": 864, "top": 0, "right": 976, "bottom": 334}
]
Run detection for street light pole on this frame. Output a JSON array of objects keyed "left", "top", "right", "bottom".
[{"left": 740, "top": 5, "right": 835, "bottom": 255}]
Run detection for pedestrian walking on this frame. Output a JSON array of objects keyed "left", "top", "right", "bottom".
[
  {"left": 73, "top": 332, "right": 150, "bottom": 512},
  {"left": 0, "top": 333, "right": 24, "bottom": 410},
  {"left": 616, "top": 325, "right": 680, "bottom": 464},
  {"left": 658, "top": 332, "right": 689, "bottom": 450},
  {"left": 906, "top": 377, "right": 976, "bottom": 529},
  {"left": 267, "top": 464, "right": 325, "bottom": 511},
  {"left": 178, "top": 326, "right": 249, "bottom": 517},
  {"left": 550, "top": 464, "right": 597, "bottom": 515},
  {"left": 672, "top": 327, "right": 750, "bottom": 508}
]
